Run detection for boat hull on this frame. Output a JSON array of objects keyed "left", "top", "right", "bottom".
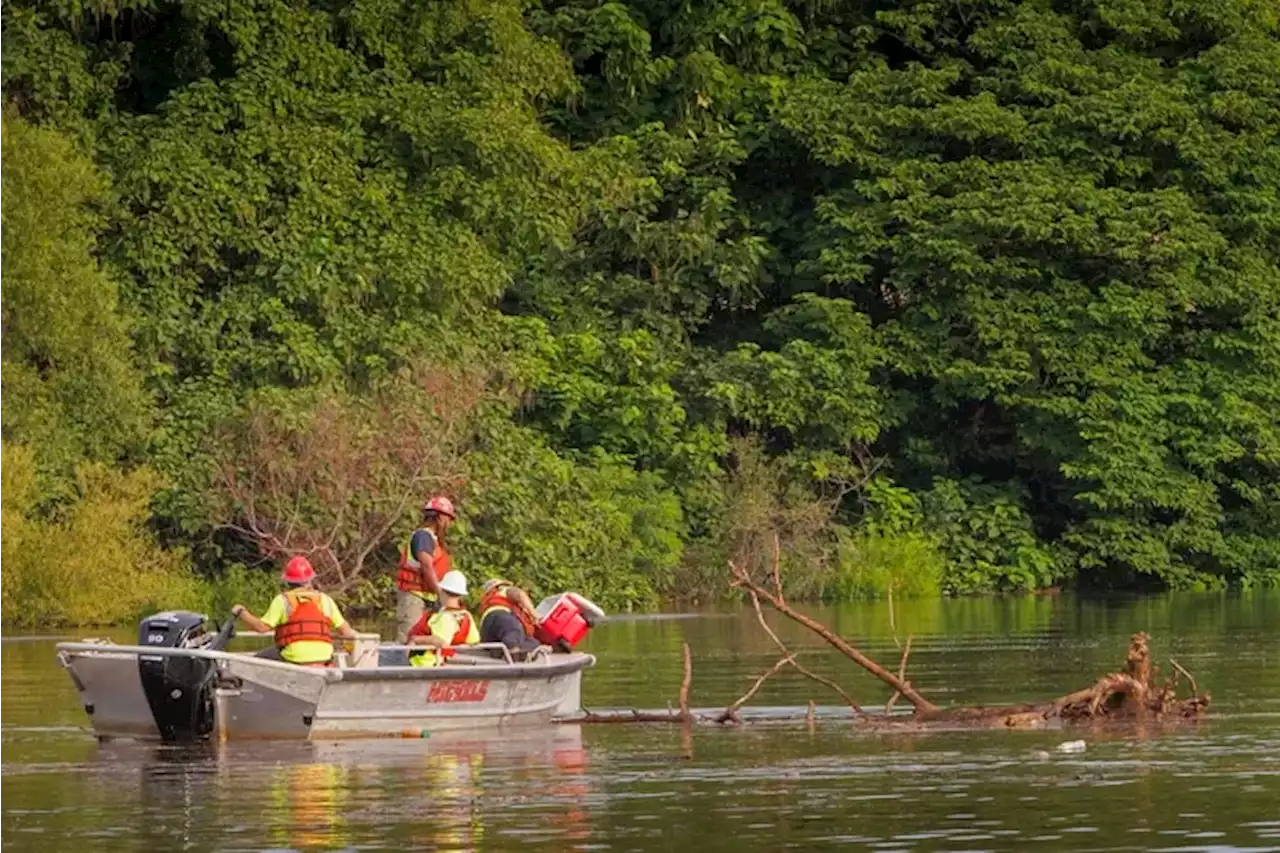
[{"left": 57, "top": 642, "right": 592, "bottom": 742}]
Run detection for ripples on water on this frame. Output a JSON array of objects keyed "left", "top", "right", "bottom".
[{"left": 4, "top": 593, "right": 1279, "bottom": 852}]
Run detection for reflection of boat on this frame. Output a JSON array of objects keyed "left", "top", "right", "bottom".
[
  {"left": 266, "top": 761, "right": 351, "bottom": 851},
  {"left": 88, "top": 727, "right": 593, "bottom": 851},
  {"left": 57, "top": 610, "right": 596, "bottom": 742}
]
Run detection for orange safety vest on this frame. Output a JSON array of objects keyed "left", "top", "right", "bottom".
[
  {"left": 273, "top": 590, "right": 334, "bottom": 648},
  {"left": 396, "top": 528, "right": 452, "bottom": 593},
  {"left": 478, "top": 582, "right": 537, "bottom": 636}
]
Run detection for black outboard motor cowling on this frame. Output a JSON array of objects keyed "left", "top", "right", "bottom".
[{"left": 137, "top": 611, "right": 219, "bottom": 742}]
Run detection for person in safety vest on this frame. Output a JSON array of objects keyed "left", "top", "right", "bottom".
[
  {"left": 406, "top": 570, "right": 479, "bottom": 667},
  {"left": 395, "top": 495, "right": 456, "bottom": 642},
  {"left": 477, "top": 578, "right": 543, "bottom": 656},
  {"left": 232, "top": 555, "right": 358, "bottom": 666}
]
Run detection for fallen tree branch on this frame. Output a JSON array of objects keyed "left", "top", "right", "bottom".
[
  {"left": 679, "top": 643, "right": 692, "bottom": 721},
  {"left": 572, "top": 574, "right": 1210, "bottom": 730},
  {"left": 744, "top": 587, "right": 865, "bottom": 717},
  {"left": 575, "top": 709, "right": 701, "bottom": 723},
  {"left": 884, "top": 635, "right": 913, "bottom": 715},
  {"left": 729, "top": 559, "right": 940, "bottom": 715},
  {"left": 1170, "top": 658, "right": 1198, "bottom": 698},
  {"left": 715, "top": 655, "right": 795, "bottom": 724}
]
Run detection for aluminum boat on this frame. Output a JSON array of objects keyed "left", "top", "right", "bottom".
[{"left": 56, "top": 611, "right": 594, "bottom": 742}]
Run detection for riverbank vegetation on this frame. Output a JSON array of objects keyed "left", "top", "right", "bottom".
[{"left": 3, "top": 0, "right": 1278, "bottom": 626}]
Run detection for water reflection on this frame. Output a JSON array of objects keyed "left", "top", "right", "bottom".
[
  {"left": 264, "top": 761, "right": 350, "bottom": 851},
  {"left": 74, "top": 727, "right": 595, "bottom": 853}
]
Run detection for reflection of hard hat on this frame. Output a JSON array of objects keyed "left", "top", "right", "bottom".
[
  {"left": 282, "top": 555, "right": 315, "bottom": 584},
  {"left": 422, "top": 495, "right": 456, "bottom": 518},
  {"left": 439, "top": 570, "right": 469, "bottom": 597}
]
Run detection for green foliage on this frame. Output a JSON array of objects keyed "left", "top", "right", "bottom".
[
  {"left": 1, "top": 443, "right": 203, "bottom": 628},
  {"left": 679, "top": 437, "right": 859, "bottom": 602},
  {"left": 5, "top": 0, "right": 1279, "bottom": 617},
  {"left": 769, "top": 2, "right": 1280, "bottom": 589},
  {"left": 921, "top": 479, "right": 1062, "bottom": 594},
  {"left": 824, "top": 529, "right": 945, "bottom": 601},
  {"left": 460, "top": 419, "right": 685, "bottom": 611},
  {"left": 1, "top": 116, "right": 152, "bottom": 498},
  {"left": 341, "top": 573, "right": 397, "bottom": 615},
  {"left": 704, "top": 295, "right": 887, "bottom": 448},
  {"left": 198, "top": 563, "right": 280, "bottom": 619},
  {"left": 523, "top": 324, "right": 723, "bottom": 473}
]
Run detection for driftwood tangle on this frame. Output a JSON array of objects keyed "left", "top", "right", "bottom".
[{"left": 575, "top": 535, "right": 1210, "bottom": 729}]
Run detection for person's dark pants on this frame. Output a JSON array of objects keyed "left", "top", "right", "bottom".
[{"left": 479, "top": 610, "right": 541, "bottom": 657}]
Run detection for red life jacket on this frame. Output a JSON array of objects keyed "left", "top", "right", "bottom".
[
  {"left": 407, "top": 609, "right": 474, "bottom": 663},
  {"left": 478, "top": 583, "right": 537, "bottom": 636},
  {"left": 395, "top": 528, "right": 451, "bottom": 594},
  {"left": 407, "top": 610, "right": 474, "bottom": 645},
  {"left": 273, "top": 591, "right": 334, "bottom": 648}
]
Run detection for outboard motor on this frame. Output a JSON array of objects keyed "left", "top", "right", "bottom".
[{"left": 136, "top": 611, "right": 220, "bottom": 743}]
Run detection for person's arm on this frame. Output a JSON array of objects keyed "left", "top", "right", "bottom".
[
  {"left": 421, "top": 567, "right": 442, "bottom": 599},
  {"left": 510, "top": 587, "right": 539, "bottom": 622},
  {"left": 412, "top": 529, "right": 443, "bottom": 598},
  {"left": 327, "top": 599, "right": 358, "bottom": 643},
  {"left": 231, "top": 603, "right": 272, "bottom": 634}
]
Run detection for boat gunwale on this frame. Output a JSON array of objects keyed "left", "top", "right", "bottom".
[
  {"left": 55, "top": 642, "right": 594, "bottom": 682},
  {"left": 334, "top": 655, "right": 593, "bottom": 681}
]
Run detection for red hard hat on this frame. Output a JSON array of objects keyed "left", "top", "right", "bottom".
[
  {"left": 281, "top": 555, "right": 315, "bottom": 584},
  {"left": 422, "top": 495, "right": 456, "bottom": 518}
]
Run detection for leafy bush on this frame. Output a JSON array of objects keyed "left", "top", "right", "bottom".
[
  {"left": 680, "top": 438, "right": 887, "bottom": 602},
  {"left": 0, "top": 116, "right": 152, "bottom": 499},
  {"left": 198, "top": 564, "right": 282, "bottom": 620},
  {"left": 459, "top": 420, "right": 684, "bottom": 612},
  {"left": 1, "top": 443, "right": 202, "bottom": 628},
  {"left": 824, "top": 529, "right": 946, "bottom": 601},
  {"left": 922, "top": 478, "right": 1062, "bottom": 595}
]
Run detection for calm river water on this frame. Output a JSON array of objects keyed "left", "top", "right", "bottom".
[{"left": 3, "top": 594, "right": 1279, "bottom": 852}]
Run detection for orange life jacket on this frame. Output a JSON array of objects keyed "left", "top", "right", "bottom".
[
  {"left": 396, "top": 528, "right": 452, "bottom": 594},
  {"left": 273, "top": 590, "right": 334, "bottom": 648},
  {"left": 478, "top": 583, "right": 537, "bottom": 636}
]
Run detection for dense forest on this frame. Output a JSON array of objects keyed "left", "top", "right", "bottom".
[{"left": 3, "top": 0, "right": 1278, "bottom": 626}]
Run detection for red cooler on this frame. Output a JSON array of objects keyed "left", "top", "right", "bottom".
[{"left": 535, "top": 593, "right": 606, "bottom": 651}]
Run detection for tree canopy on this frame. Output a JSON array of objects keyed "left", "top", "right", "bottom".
[{"left": 3, "top": 0, "right": 1277, "bottom": 618}]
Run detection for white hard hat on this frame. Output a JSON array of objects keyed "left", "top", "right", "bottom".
[{"left": 438, "top": 570, "right": 469, "bottom": 597}]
